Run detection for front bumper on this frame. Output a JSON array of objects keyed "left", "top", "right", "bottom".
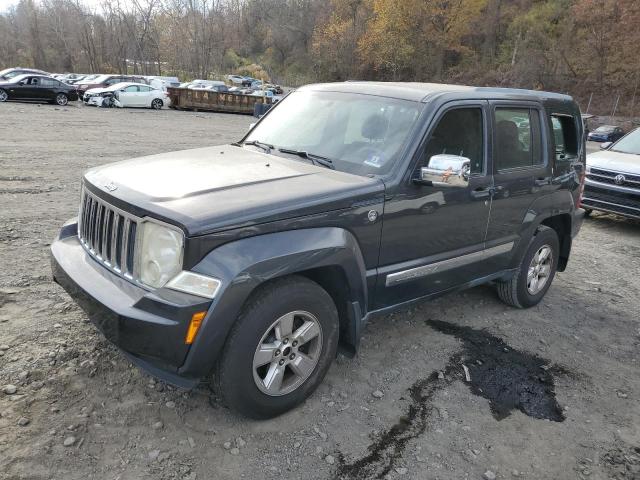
[
  {"left": 582, "top": 180, "right": 640, "bottom": 219},
  {"left": 84, "top": 95, "right": 103, "bottom": 106},
  {"left": 51, "top": 220, "right": 211, "bottom": 388}
]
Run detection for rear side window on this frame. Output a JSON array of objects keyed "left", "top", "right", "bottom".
[
  {"left": 551, "top": 114, "right": 578, "bottom": 161},
  {"left": 494, "top": 108, "right": 542, "bottom": 170}
]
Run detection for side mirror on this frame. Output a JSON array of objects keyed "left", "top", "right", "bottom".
[
  {"left": 415, "top": 154, "right": 471, "bottom": 187},
  {"left": 600, "top": 142, "right": 613, "bottom": 150},
  {"left": 18, "top": 81, "right": 25, "bottom": 86}
]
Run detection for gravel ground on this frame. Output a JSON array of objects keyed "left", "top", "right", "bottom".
[{"left": 1, "top": 101, "right": 639, "bottom": 480}]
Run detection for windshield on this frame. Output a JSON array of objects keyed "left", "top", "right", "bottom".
[
  {"left": 6, "top": 74, "right": 29, "bottom": 83},
  {"left": 610, "top": 128, "right": 640, "bottom": 155},
  {"left": 244, "top": 90, "right": 423, "bottom": 176},
  {"left": 1, "top": 70, "right": 29, "bottom": 80},
  {"left": 87, "top": 74, "right": 110, "bottom": 84}
]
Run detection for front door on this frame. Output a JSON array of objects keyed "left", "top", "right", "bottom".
[
  {"left": 376, "top": 102, "right": 494, "bottom": 308},
  {"left": 11, "top": 76, "right": 38, "bottom": 100}
]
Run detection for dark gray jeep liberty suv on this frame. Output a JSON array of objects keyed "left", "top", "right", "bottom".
[{"left": 51, "top": 82, "right": 586, "bottom": 418}]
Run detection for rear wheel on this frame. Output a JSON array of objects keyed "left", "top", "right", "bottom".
[
  {"left": 0, "top": 89, "right": 8, "bottom": 102},
  {"left": 55, "top": 93, "right": 68, "bottom": 106},
  {"left": 496, "top": 226, "right": 559, "bottom": 308},
  {"left": 214, "top": 276, "right": 339, "bottom": 418},
  {"left": 151, "top": 98, "right": 163, "bottom": 110}
]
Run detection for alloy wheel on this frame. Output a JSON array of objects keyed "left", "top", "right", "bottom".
[
  {"left": 527, "top": 244, "right": 553, "bottom": 295},
  {"left": 0, "top": 90, "right": 8, "bottom": 102},
  {"left": 56, "top": 93, "right": 68, "bottom": 106},
  {"left": 152, "top": 99, "right": 162, "bottom": 109},
  {"left": 252, "top": 310, "right": 323, "bottom": 396}
]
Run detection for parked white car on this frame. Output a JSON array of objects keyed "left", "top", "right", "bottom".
[
  {"left": 84, "top": 82, "right": 170, "bottom": 109},
  {"left": 227, "top": 74, "right": 246, "bottom": 84},
  {"left": 182, "top": 79, "right": 225, "bottom": 90},
  {"left": 583, "top": 127, "right": 640, "bottom": 219}
]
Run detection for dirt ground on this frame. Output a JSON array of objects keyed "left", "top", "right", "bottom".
[{"left": 1, "top": 101, "right": 639, "bottom": 480}]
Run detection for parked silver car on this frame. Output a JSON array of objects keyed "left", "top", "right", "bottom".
[{"left": 583, "top": 128, "right": 640, "bottom": 219}]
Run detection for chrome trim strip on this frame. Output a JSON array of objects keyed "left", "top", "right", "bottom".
[{"left": 385, "top": 242, "right": 515, "bottom": 287}]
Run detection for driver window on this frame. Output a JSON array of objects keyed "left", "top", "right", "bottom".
[
  {"left": 423, "top": 108, "right": 484, "bottom": 174},
  {"left": 124, "top": 86, "right": 139, "bottom": 92},
  {"left": 30, "top": 77, "right": 39, "bottom": 86}
]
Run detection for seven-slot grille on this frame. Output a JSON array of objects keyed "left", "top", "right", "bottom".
[{"left": 78, "top": 187, "right": 139, "bottom": 279}]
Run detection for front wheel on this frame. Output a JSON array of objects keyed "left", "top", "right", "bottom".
[
  {"left": 496, "top": 226, "right": 559, "bottom": 308},
  {"left": 214, "top": 276, "right": 339, "bottom": 418},
  {"left": 55, "top": 93, "right": 68, "bottom": 106},
  {"left": 151, "top": 98, "right": 163, "bottom": 110},
  {"left": 0, "top": 89, "right": 8, "bottom": 102}
]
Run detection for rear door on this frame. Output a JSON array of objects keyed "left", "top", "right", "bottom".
[
  {"left": 39, "top": 78, "right": 57, "bottom": 101},
  {"left": 483, "top": 101, "right": 550, "bottom": 271},
  {"left": 138, "top": 85, "right": 153, "bottom": 106}
]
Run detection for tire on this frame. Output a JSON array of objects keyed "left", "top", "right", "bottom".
[
  {"left": 55, "top": 93, "right": 68, "bottom": 106},
  {"left": 214, "top": 275, "right": 339, "bottom": 419},
  {"left": 0, "top": 89, "right": 8, "bottom": 102},
  {"left": 151, "top": 98, "right": 163, "bottom": 110},
  {"left": 496, "top": 226, "right": 559, "bottom": 308},
  {"left": 583, "top": 208, "right": 593, "bottom": 217}
]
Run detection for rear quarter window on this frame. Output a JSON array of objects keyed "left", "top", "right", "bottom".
[{"left": 550, "top": 114, "right": 579, "bottom": 162}]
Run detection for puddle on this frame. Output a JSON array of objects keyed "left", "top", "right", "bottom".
[
  {"left": 427, "top": 319, "right": 566, "bottom": 422},
  {"left": 336, "top": 319, "right": 568, "bottom": 480}
]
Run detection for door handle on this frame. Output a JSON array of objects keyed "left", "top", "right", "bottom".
[
  {"left": 534, "top": 177, "right": 552, "bottom": 186},
  {"left": 471, "top": 185, "right": 503, "bottom": 199},
  {"left": 471, "top": 187, "right": 491, "bottom": 199}
]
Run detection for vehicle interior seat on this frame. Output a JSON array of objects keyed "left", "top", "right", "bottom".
[{"left": 496, "top": 120, "right": 528, "bottom": 167}]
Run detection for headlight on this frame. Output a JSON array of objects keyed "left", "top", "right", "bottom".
[{"left": 138, "top": 220, "right": 184, "bottom": 288}]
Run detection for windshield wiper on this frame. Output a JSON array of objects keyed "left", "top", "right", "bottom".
[
  {"left": 243, "top": 140, "right": 274, "bottom": 153},
  {"left": 277, "top": 148, "right": 335, "bottom": 170}
]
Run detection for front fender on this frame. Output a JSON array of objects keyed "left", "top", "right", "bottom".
[{"left": 178, "top": 227, "right": 367, "bottom": 378}]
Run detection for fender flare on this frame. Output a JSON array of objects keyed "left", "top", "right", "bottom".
[
  {"left": 508, "top": 189, "right": 577, "bottom": 271},
  {"left": 179, "top": 227, "right": 368, "bottom": 378}
]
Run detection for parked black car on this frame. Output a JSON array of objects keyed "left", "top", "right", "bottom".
[
  {"left": 0, "top": 74, "right": 79, "bottom": 105},
  {"left": 51, "top": 82, "right": 585, "bottom": 418},
  {"left": 587, "top": 125, "right": 624, "bottom": 142},
  {"left": 0, "top": 67, "right": 49, "bottom": 81}
]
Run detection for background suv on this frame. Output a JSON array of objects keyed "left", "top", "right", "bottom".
[{"left": 583, "top": 127, "right": 640, "bottom": 219}]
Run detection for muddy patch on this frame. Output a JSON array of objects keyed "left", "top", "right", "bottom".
[
  {"left": 337, "top": 319, "right": 568, "bottom": 479},
  {"left": 427, "top": 319, "right": 566, "bottom": 421}
]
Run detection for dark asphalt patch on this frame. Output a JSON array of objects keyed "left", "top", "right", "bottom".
[
  {"left": 427, "top": 319, "right": 566, "bottom": 422},
  {"left": 336, "top": 319, "right": 567, "bottom": 480}
]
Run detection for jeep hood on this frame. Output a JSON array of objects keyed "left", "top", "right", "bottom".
[
  {"left": 587, "top": 149, "right": 640, "bottom": 174},
  {"left": 84, "top": 145, "right": 385, "bottom": 235}
]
